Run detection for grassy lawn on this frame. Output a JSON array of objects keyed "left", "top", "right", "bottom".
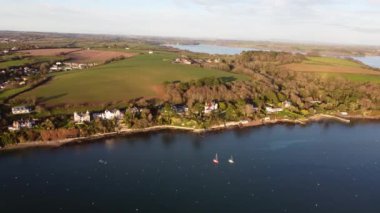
[
  {"left": 16, "top": 52, "right": 248, "bottom": 106},
  {"left": 0, "top": 85, "right": 31, "bottom": 102},
  {"left": 304, "top": 56, "right": 364, "bottom": 67},
  {"left": 0, "top": 58, "right": 30, "bottom": 69},
  {"left": 282, "top": 56, "right": 380, "bottom": 81},
  {"left": 0, "top": 56, "right": 66, "bottom": 69}
]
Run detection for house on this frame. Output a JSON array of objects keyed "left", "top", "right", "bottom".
[
  {"left": 172, "top": 104, "right": 189, "bottom": 115},
  {"left": 175, "top": 57, "right": 194, "bottom": 65},
  {"left": 148, "top": 50, "right": 154, "bottom": 54},
  {"left": 310, "top": 100, "right": 322, "bottom": 104},
  {"left": 265, "top": 106, "right": 283, "bottom": 114},
  {"left": 283, "top": 101, "right": 292, "bottom": 108},
  {"left": 204, "top": 101, "right": 218, "bottom": 114},
  {"left": 50, "top": 65, "right": 62, "bottom": 71},
  {"left": 8, "top": 120, "right": 34, "bottom": 131},
  {"left": 74, "top": 111, "right": 91, "bottom": 124},
  {"left": 93, "top": 110, "right": 124, "bottom": 120},
  {"left": 12, "top": 106, "right": 32, "bottom": 115}
]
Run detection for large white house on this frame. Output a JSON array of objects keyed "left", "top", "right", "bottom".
[
  {"left": 12, "top": 106, "right": 32, "bottom": 115},
  {"left": 74, "top": 111, "right": 91, "bottom": 124},
  {"left": 93, "top": 110, "right": 124, "bottom": 120}
]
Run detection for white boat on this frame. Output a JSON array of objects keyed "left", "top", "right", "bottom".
[
  {"left": 228, "top": 156, "right": 234, "bottom": 164},
  {"left": 213, "top": 153, "right": 219, "bottom": 164}
]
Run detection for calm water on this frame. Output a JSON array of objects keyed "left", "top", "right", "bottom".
[
  {"left": 354, "top": 56, "right": 380, "bottom": 68},
  {"left": 167, "top": 44, "right": 257, "bottom": 55},
  {"left": 1, "top": 122, "right": 380, "bottom": 212}
]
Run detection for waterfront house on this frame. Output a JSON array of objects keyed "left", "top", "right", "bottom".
[
  {"left": 172, "top": 104, "right": 189, "bottom": 115},
  {"left": 283, "top": 101, "right": 292, "bottom": 108},
  {"left": 204, "top": 101, "right": 218, "bottom": 114},
  {"left": 310, "top": 100, "right": 322, "bottom": 104},
  {"left": 8, "top": 120, "right": 34, "bottom": 131},
  {"left": 265, "top": 106, "right": 283, "bottom": 114},
  {"left": 93, "top": 110, "right": 124, "bottom": 120},
  {"left": 74, "top": 111, "right": 91, "bottom": 124},
  {"left": 12, "top": 106, "right": 32, "bottom": 115}
]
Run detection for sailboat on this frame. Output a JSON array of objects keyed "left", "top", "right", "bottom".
[
  {"left": 213, "top": 153, "right": 219, "bottom": 164},
  {"left": 228, "top": 156, "right": 234, "bottom": 164}
]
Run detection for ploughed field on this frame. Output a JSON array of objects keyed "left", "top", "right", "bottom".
[
  {"left": 19, "top": 48, "right": 135, "bottom": 63},
  {"left": 282, "top": 56, "right": 380, "bottom": 83},
  {"left": 16, "top": 52, "right": 247, "bottom": 106}
]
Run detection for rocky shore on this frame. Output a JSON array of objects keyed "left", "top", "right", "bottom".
[{"left": 0, "top": 114, "right": 365, "bottom": 152}]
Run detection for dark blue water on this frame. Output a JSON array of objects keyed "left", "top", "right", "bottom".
[
  {"left": 1, "top": 122, "right": 380, "bottom": 212},
  {"left": 166, "top": 44, "right": 257, "bottom": 55}
]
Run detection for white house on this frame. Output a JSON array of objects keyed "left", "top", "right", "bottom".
[
  {"left": 8, "top": 120, "right": 34, "bottom": 131},
  {"left": 12, "top": 106, "right": 32, "bottom": 115},
  {"left": 265, "top": 106, "right": 283, "bottom": 114},
  {"left": 148, "top": 50, "right": 154, "bottom": 54},
  {"left": 74, "top": 111, "right": 91, "bottom": 124},
  {"left": 204, "top": 101, "right": 218, "bottom": 114},
  {"left": 93, "top": 110, "right": 124, "bottom": 120},
  {"left": 283, "top": 101, "right": 292, "bottom": 108}
]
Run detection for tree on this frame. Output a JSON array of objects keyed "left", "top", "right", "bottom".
[{"left": 39, "top": 63, "right": 50, "bottom": 75}]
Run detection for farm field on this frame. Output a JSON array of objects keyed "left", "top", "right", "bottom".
[
  {"left": 16, "top": 52, "right": 248, "bottom": 106},
  {"left": 281, "top": 56, "right": 380, "bottom": 83},
  {"left": 19, "top": 48, "right": 135, "bottom": 63},
  {"left": 0, "top": 55, "right": 66, "bottom": 69},
  {"left": 282, "top": 56, "right": 380, "bottom": 76},
  {"left": 18, "top": 48, "right": 81, "bottom": 56}
]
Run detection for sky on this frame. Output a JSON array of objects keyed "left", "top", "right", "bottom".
[{"left": 1, "top": 0, "right": 380, "bottom": 45}]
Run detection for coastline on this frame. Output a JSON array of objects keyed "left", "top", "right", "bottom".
[{"left": 0, "top": 114, "right": 369, "bottom": 152}]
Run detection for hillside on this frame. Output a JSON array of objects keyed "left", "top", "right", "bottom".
[{"left": 15, "top": 52, "right": 247, "bottom": 106}]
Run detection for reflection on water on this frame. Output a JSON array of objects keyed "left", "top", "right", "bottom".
[{"left": 1, "top": 122, "right": 380, "bottom": 212}]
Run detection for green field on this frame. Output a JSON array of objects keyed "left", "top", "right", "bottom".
[
  {"left": 17, "top": 52, "right": 248, "bottom": 106},
  {"left": 304, "top": 56, "right": 364, "bottom": 67},
  {"left": 0, "top": 85, "right": 31, "bottom": 103},
  {"left": 0, "top": 56, "right": 66, "bottom": 69}
]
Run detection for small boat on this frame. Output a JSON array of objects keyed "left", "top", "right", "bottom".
[
  {"left": 213, "top": 153, "right": 219, "bottom": 164},
  {"left": 228, "top": 156, "right": 234, "bottom": 164}
]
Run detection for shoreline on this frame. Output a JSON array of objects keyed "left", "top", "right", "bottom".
[{"left": 0, "top": 114, "right": 375, "bottom": 152}]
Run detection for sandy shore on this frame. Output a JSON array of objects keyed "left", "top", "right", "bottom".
[{"left": 0, "top": 114, "right": 364, "bottom": 152}]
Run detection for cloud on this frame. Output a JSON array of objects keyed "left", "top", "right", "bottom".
[{"left": 0, "top": 0, "right": 379, "bottom": 45}]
